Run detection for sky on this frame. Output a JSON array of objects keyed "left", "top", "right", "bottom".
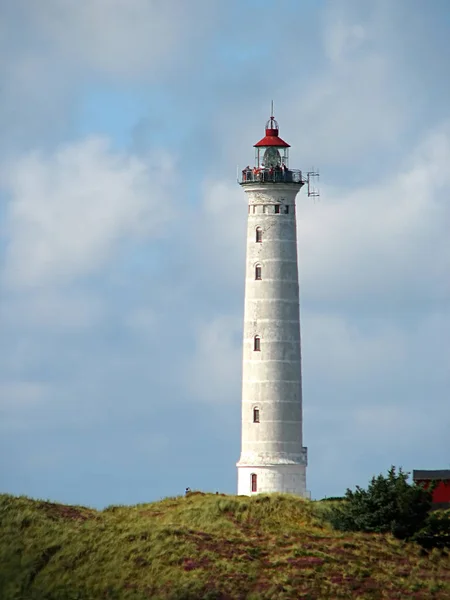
[{"left": 0, "top": 0, "right": 449, "bottom": 508}]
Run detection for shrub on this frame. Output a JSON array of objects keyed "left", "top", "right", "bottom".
[
  {"left": 413, "top": 510, "right": 450, "bottom": 549},
  {"left": 319, "top": 496, "right": 345, "bottom": 502},
  {"left": 329, "top": 466, "right": 432, "bottom": 539}
]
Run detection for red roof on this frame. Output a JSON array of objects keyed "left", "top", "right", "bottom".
[
  {"left": 254, "top": 128, "right": 290, "bottom": 148},
  {"left": 413, "top": 470, "right": 450, "bottom": 481}
]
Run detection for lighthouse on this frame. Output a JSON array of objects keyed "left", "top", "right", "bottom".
[{"left": 237, "top": 111, "right": 309, "bottom": 497}]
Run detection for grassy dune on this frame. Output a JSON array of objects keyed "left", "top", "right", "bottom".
[{"left": 1, "top": 491, "right": 449, "bottom": 599}]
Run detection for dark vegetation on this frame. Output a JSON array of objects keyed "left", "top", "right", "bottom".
[
  {"left": 1, "top": 469, "right": 450, "bottom": 599},
  {"left": 328, "top": 467, "right": 434, "bottom": 540}
]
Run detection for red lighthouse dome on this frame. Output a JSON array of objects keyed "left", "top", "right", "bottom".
[{"left": 254, "top": 116, "right": 290, "bottom": 148}]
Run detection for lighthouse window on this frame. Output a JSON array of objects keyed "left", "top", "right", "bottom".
[
  {"left": 254, "top": 336, "right": 261, "bottom": 351},
  {"left": 253, "top": 407, "right": 260, "bottom": 423},
  {"left": 274, "top": 205, "right": 280, "bottom": 214},
  {"left": 255, "top": 227, "right": 262, "bottom": 243},
  {"left": 284, "top": 205, "right": 289, "bottom": 214},
  {"left": 251, "top": 473, "right": 257, "bottom": 492},
  {"left": 255, "top": 264, "right": 262, "bottom": 280}
]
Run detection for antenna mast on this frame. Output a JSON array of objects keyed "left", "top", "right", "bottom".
[{"left": 306, "top": 168, "right": 320, "bottom": 199}]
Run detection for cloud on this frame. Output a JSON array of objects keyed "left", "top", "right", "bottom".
[
  {"left": 301, "top": 314, "right": 408, "bottom": 386},
  {"left": 287, "top": 11, "right": 411, "bottom": 165},
  {"left": 184, "top": 315, "right": 242, "bottom": 404},
  {"left": 1, "top": 137, "right": 176, "bottom": 288},
  {"left": 0, "top": 381, "right": 49, "bottom": 410},
  {"left": 25, "top": 0, "right": 219, "bottom": 79},
  {"left": 208, "top": 0, "right": 417, "bottom": 178},
  {"left": 0, "top": 0, "right": 221, "bottom": 153},
  {"left": 194, "top": 179, "right": 246, "bottom": 288},
  {"left": 0, "top": 381, "right": 53, "bottom": 433},
  {"left": 0, "top": 288, "right": 102, "bottom": 331},
  {"left": 124, "top": 307, "right": 158, "bottom": 336},
  {"left": 298, "top": 124, "right": 450, "bottom": 310},
  {"left": 323, "top": 6, "right": 367, "bottom": 65}
]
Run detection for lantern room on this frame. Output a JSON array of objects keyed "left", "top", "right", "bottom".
[
  {"left": 240, "top": 112, "right": 305, "bottom": 186},
  {"left": 254, "top": 115, "right": 290, "bottom": 168}
]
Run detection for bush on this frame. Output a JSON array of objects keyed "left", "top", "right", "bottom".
[
  {"left": 329, "top": 466, "right": 432, "bottom": 539},
  {"left": 320, "top": 496, "right": 346, "bottom": 502},
  {"left": 413, "top": 510, "right": 450, "bottom": 549}
]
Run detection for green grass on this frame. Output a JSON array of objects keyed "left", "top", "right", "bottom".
[{"left": 1, "top": 491, "right": 449, "bottom": 599}]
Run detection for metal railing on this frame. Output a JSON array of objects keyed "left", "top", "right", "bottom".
[{"left": 240, "top": 168, "right": 304, "bottom": 185}]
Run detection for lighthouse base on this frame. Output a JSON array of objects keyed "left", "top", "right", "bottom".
[{"left": 237, "top": 464, "right": 308, "bottom": 497}]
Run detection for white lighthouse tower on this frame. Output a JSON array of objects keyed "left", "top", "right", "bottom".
[{"left": 237, "top": 111, "right": 309, "bottom": 497}]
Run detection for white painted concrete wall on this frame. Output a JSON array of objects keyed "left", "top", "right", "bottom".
[{"left": 237, "top": 182, "right": 308, "bottom": 497}]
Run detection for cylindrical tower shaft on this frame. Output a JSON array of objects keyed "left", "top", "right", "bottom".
[{"left": 236, "top": 116, "right": 308, "bottom": 496}]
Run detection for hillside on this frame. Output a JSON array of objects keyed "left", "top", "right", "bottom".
[{"left": 1, "top": 492, "right": 449, "bottom": 600}]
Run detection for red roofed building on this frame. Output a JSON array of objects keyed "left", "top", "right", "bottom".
[{"left": 413, "top": 470, "right": 450, "bottom": 509}]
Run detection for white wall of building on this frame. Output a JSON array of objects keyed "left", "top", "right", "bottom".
[
  {"left": 237, "top": 182, "right": 308, "bottom": 497},
  {"left": 237, "top": 465, "right": 308, "bottom": 496}
]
